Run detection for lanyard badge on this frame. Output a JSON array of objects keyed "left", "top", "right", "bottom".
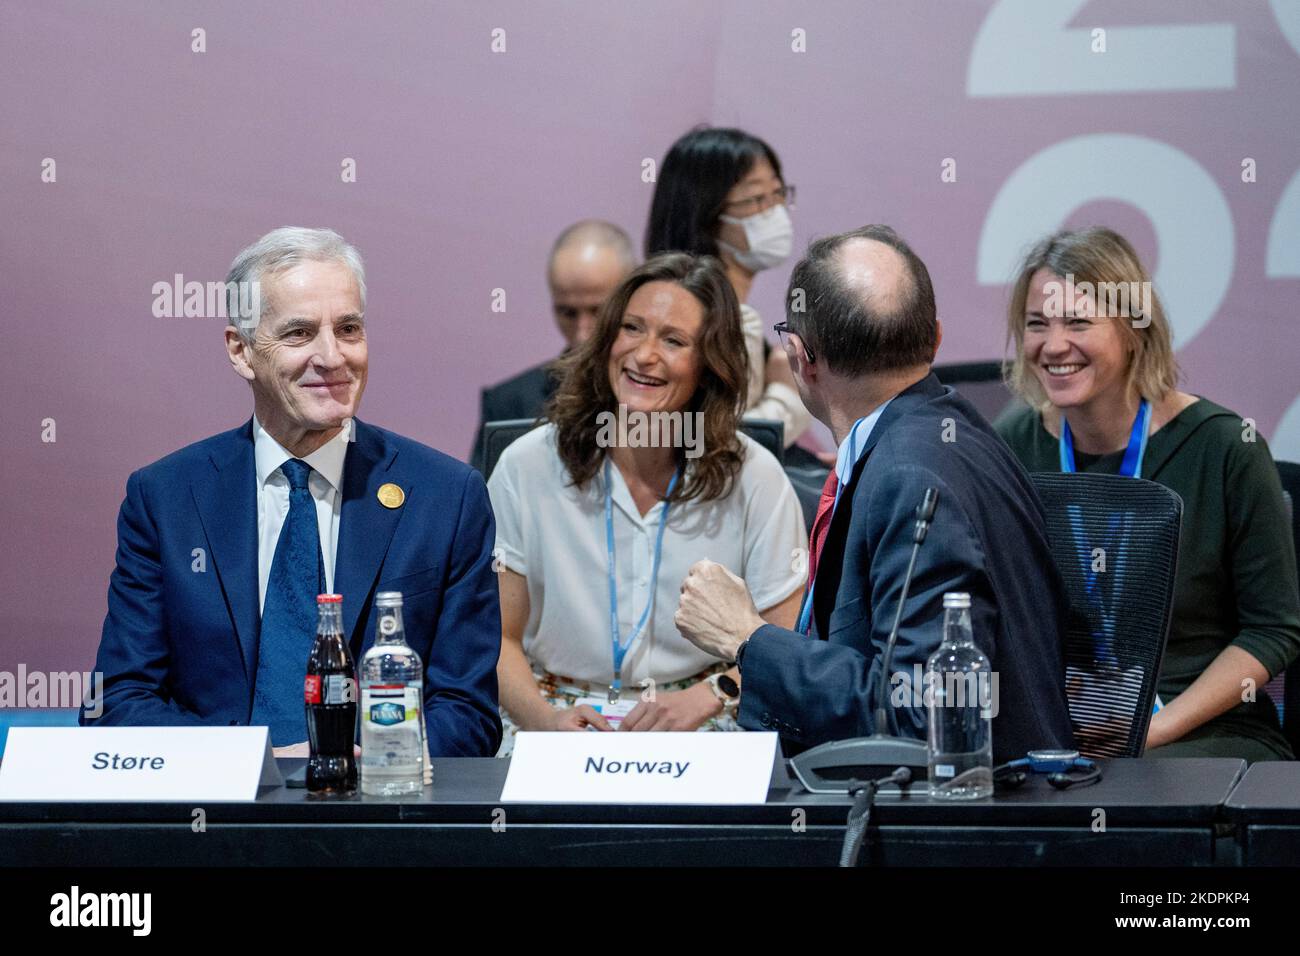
[
  {"left": 1059, "top": 398, "right": 1151, "bottom": 478},
  {"left": 1058, "top": 398, "right": 1150, "bottom": 672},
  {"left": 604, "top": 458, "right": 679, "bottom": 700}
]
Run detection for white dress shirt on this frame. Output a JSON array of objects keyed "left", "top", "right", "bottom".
[
  {"left": 834, "top": 399, "right": 894, "bottom": 489},
  {"left": 253, "top": 417, "right": 349, "bottom": 614},
  {"left": 488, "top": 424, "right": 807, "bottom": 686}
]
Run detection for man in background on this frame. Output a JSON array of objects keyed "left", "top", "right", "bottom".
[{"left": 470, "top": 219, "right": 636, "bottom": 472}]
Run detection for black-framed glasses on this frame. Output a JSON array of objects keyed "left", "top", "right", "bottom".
[
  {"left": 721, "top": 184, "right": 797, "bottom": 218},
  {"left": 773, "top": 321, "right": 814, "bottom": 363}
]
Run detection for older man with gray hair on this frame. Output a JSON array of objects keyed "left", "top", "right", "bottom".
[{"left": 84, "top": 227, "right": 503, "bottom": 756}]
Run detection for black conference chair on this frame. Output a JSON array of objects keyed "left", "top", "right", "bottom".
[
  {"left": 481, "top": 417, "right": 786, "bottom": 481},
  {"left": 932, "top": 360, "right": 1020, "bottom": 424},
  {"left": 1029, "top": 472, "right": 1183, "bottom": 758}
]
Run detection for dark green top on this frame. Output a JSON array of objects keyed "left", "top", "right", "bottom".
[{"left": 996, "top": 399, "right": 1300, "bottom": 758}]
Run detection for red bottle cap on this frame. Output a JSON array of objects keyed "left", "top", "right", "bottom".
[{"left": 316, "top": 594, "right": 343, "bottom": 604}]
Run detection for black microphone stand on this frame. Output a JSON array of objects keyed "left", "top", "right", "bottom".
[
  {"left": 790, "top": 487, "right": 939, "bottom": 793},
  {"left": 782, "top": 488, "right": 939, "bottom": 865}
]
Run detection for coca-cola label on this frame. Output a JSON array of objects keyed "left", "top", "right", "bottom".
[
  {"left": 305, "top": 674, "right": 355, "bottom": 705},
  {"left": 323, "top": 674, "right": 356, "bottom": 705}
]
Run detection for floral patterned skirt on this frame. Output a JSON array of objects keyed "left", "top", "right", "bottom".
[{"left": 496, "top": 664, "right": 742, "bottom": 757}]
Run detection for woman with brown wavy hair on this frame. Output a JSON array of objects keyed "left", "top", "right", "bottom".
[{"left": 487, "top": 252, "right": 805, "bottom": 754}]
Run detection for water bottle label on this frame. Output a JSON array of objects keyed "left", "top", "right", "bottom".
[
  {"left": 361, "top": 685, "right": 422, "bottom": 773},
  {"left": 362, "top": 685, "right": 420, "bottom": 725}
]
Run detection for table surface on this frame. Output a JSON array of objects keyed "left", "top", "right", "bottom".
[
  {"left": 1224, "top": 761, "right": 1300, "bottom": 823},
  {"left": 0, "top": 756, "right": 1246, "bottom": 827}
]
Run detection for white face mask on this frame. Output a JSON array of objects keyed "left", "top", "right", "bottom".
[{"left": 717, "top": 203, "right": 793, "bottom": 273}]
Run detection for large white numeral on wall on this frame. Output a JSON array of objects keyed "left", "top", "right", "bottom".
[
  {"left": 1272, "top": 398, "right": 1300, "bottom": 463},
  {"left": 1266, "top": 160, "right": 1300, "bottom": 462},
  {"left": 976, "top": 134, "right": 1234, "bottom": 349},
  {"left": 1271, "top": 0, "right": 1300, "bottom": 59},
  {"left": 1267, "top": 168, "right": 1300, "bottom": 279},
  {"left": 968, "top": 0, "right": 1235, "bottom": 96}
]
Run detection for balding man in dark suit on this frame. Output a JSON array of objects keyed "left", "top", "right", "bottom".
[{"left": 675, "top": 225, "right": 1074, "bottom": 762}]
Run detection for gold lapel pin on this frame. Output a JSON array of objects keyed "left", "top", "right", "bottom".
[{"left": 377, "top": 482, "right": 405, "bottom": 509}]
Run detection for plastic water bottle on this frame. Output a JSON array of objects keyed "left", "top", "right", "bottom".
[
  {"left": 359, "top": 592, "right": 425, "bottom": 795},
  {"left": 926, "top": 592, "right": 994, "bottom": 799}
]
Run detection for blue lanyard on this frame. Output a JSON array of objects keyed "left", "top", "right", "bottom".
[
  {"left": 1058, "top": 399, "right": 1150, "bottom": 669},
  {"left": 795, "top": 416, "right": 868, "bottom": 635},
  {"left": 604, "top": 458, "right": 679, "bottom": 699},
  {"left": 1059, "top": 398, "right": 1151, "bottom": 478}
]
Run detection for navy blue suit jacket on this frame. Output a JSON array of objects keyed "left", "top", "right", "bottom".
[
  {"left": 739, "top": 374, "right": 1074, "bottom": 762},
  {"left": 84, "top": 418, "right": 503, "bottom": 757}
]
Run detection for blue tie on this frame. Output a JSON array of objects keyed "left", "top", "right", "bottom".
[{"left": 252, "top": 458, "right": 326, "bottom": 745}]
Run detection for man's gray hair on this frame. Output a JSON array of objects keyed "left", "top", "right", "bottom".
[{"left": 225, "top": 227, "right": 366, "bottom": 340}]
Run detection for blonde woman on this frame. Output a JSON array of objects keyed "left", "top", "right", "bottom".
[{"left": 996, "top": 227, "right": 1300, "bottom": 761}]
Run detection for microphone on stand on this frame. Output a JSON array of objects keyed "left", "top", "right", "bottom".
[
  {"left": 786, "top": 486, "right": 939, "bottom": 867},
  {"left": 874, "top": 486, "right": 938, "bottom": 737},
  {"left": 789, "top": 486, "right": 940, "bottom": 795}
]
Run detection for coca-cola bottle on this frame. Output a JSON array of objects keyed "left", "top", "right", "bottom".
[{"left": 304, "top": 593, "right": 357, "bottom": 795}]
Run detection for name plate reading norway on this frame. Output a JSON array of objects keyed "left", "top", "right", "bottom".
[
  {"left": 501, "top": 731, "right": 779, "bottom": 804},
  {"left": 0, "top": 727, "right": 283, "bottom": 802}
]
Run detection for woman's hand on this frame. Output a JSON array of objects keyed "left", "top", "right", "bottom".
[
  {"left": 544, "top": 704, "right": 614, "bottom": 732},
  {"left": 620, "top": 683, "right": 721, "bottom": 732}
]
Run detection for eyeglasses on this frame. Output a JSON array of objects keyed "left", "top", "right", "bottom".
[
  {"left": 773, "top": 321, "right": 814, "bottom": 363},
  {"left": 721, "top": 184, "right": 796, "bottom": 218}
]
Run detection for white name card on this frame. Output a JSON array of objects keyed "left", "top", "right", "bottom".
[
  {"left": 501, "top": 731, "right": 779, "bottom": 804},
  {"left": 0, "top": 727, "right": 283, "bottom": 802}
]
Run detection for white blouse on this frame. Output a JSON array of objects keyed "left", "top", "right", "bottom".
[
  {"left": 740, "top": 303, "right": 813, "bottom": 447},
  {"left": 488, "top": 424, "right": 807, "bottom": 686}
]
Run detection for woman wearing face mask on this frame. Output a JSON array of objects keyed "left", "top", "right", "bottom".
[
  {"left": 645, "top": 126, "right": 813, "bottom": 450},
  {"left": 996, "top": 227, "right": 1300, "bottom": 761},
  {"left": 487, "top": 253, "right": 806, "bottom": 755}
]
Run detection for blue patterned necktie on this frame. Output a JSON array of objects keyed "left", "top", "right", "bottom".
[{"left": 251, "top": 458, "right": 325, "bottom": 745}]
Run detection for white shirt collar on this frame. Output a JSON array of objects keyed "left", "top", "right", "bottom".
[
  {"left": 253, "top": 416, "right": 349, "bottom": 492},
  {"left": 834, "top": 399, "right": 893, "bottom": 486}
]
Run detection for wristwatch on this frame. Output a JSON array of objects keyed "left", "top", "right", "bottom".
[{"left": 706, "top": 673, "right": 741, "bottom": 714}]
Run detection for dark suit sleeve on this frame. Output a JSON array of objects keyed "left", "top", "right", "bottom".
[
  {"left": 82, "top": 471, "right": 206, "bottom": 727},
  {"left": 738, "top": 463, "right": 998, "bottom": 747},
  {"left": 425, "top": 469, "right": 504, "bottom": 756}
]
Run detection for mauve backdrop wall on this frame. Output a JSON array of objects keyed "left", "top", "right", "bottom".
[{"left": 2, "top": 1, "right": 1298, "bottom": 675}]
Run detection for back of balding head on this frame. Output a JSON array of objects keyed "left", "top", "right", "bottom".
[
  {"left": 548, "top": 219, "right": 637, "bottom": 280},
  {"left": 785, "top": 224, "right": 937, "bottom": 378},
  {"left": 833, "top": 236, "right": 914, "bottom": 322}
]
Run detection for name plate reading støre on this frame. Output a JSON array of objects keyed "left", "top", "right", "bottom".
[
  {"left": 0, "top": 727, "right": 283, "bottom": 802},
  {"left": 500, "top": 731, "right": 779, "bottom": 804}
]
